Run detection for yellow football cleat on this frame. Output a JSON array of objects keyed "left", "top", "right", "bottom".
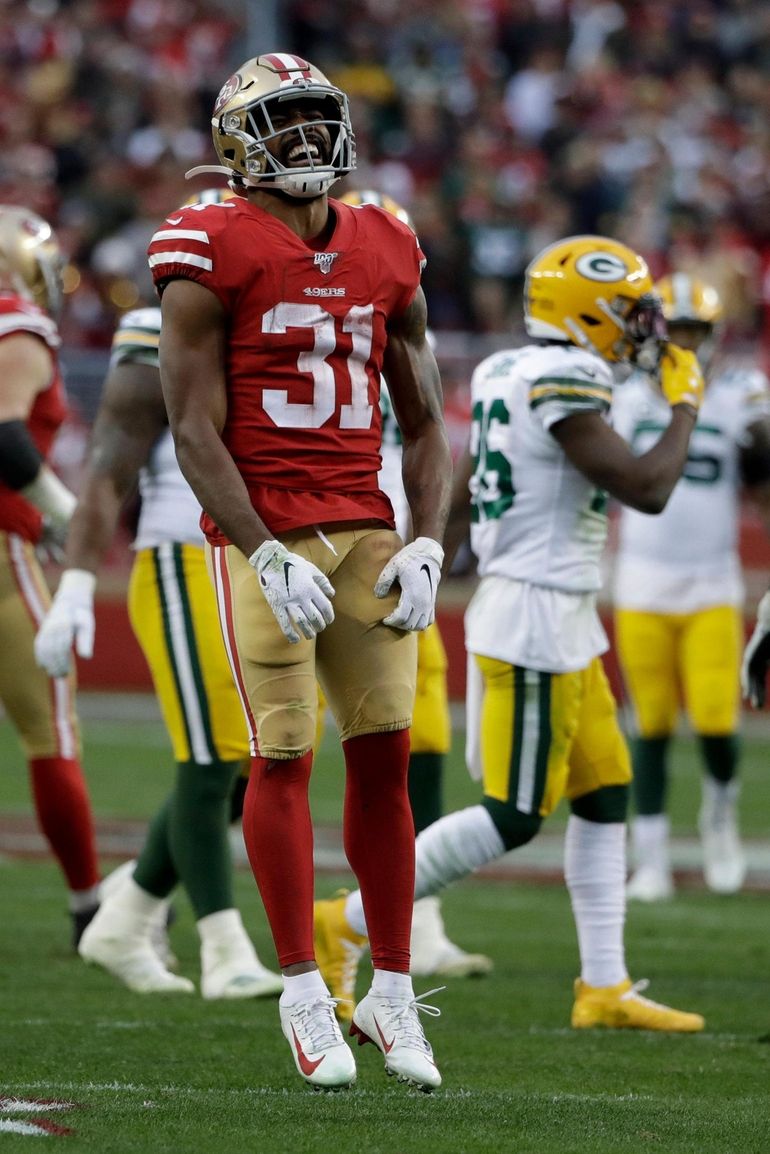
[
  {"left": 571, "top": 978, "right": 705, "bottom": 1033},
  {"left": 313, "top": 893, "right": 368, "bottom": 1023}
]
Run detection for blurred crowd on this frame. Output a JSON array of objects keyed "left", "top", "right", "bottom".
[{"left": 3, "top": 0, "right": 770, "bottom": 359}]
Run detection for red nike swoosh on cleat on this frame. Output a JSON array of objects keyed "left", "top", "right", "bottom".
[
  {"left": 291, "top": 1026, "right": 325, "bottom": 1075},
  {"left": 373, "top": 1017, "right": 395, "bottom": 1053}
]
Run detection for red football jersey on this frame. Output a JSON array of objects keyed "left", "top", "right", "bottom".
[
  {"left": 0, "top": 294, "right": 65, "bottom": 543},
  {"left": 148, "top": 196, "right": 426, "bottom": 543}
]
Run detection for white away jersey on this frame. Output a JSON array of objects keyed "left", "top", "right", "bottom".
[
  {"left": 110, "top": 307, "right": 205, "bottom": 549},
  {"left": 465, "top": 343, "right": 614, "bottom": 671},
  {"left": 377, "top": 381, "right": 409, "bottom": 539},
  {"left": 612, "top": 364, "right": 770, "bottom": 612}
]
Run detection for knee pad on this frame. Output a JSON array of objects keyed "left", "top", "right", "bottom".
[
  {"left": 482, "top": 797, "right": 542, "bottom": 851},
  {"left": 571, "top": 784, "right": 629, "bottom": 824}
]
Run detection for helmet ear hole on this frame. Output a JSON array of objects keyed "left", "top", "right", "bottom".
[{"left": 579, "top": 314, "right": 601, "bottom": 326}]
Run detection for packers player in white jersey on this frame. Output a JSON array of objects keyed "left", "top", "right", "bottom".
[
  {"left": 613, "top": 275, "right": 770, "bottom": 900},
  {"left": 34, "top": 194, "right": 283, "bottom": 999},
  {"left": 316, "top": 234, "right": 707, "bottom": 1032}
]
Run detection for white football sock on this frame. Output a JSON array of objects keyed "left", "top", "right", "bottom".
[
  {"left": 414, "top": 806, "right": 505, "bottom": 898},
  {"left": 371, "top": 969, "right": 414, "bottom": 999},
  {"left": 280, "top": 968, "right": 329, "bottom": 1006},
  {"left": 197, "top": 908, "right": 256, "bottom": 961},
  {"left": 565, "top": 814, "right": 628, "bottom": 988},
  {"left": 68, "top": 883, "right": 101, "bottom": 913},
  {"left": 343, "top": 806, "right": 505, "bottom": 939},
  {"left": 631, "top": 813, "right": 670, "bottom": 872}
]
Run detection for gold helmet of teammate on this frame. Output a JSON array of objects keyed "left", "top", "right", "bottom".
[
  {"left": 656, "top": 274, "right": 723, "bottom": 327},
  {"left": 339, "top": 189, "right": 414, "bottom": 231},
  {"left": 524, "top": 235, "right": 664, "bottom": 364},
  {"left": 190, "top": 53, "right": 355, "bottom": 199},
  {"left": 655, "top": 274, "right": 723, "bottom": 368},
  {"left": 0, "top": 205, "right": 65, "bottom": 317}
]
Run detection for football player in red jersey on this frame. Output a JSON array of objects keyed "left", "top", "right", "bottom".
[
  {"left": 0, "top": 205, "right": 101, "bottom": 945},
  {"left": 148, "top": 54, "right": 451, "bottom": 1092}
]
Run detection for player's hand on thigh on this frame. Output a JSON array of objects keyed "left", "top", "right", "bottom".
[
  {"left": 374, "top": 537, "right": 444, "bottom": 632},
  {"left": 250, "top": 540, "right": 335, "bottom": 644}
]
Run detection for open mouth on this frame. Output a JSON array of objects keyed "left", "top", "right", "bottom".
[{"left": 283, "top": 136, "right": 326, "bottom": 167}]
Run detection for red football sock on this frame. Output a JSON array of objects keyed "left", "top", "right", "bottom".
[
  {"left": 29, "top": 757, "right": 99, "bottom": 892},
  {"left": 343, "top": 730, "right": 414, "bottom": 973},
  {"left": 242, "top": 752, "right": 314, "bottom": 968}
]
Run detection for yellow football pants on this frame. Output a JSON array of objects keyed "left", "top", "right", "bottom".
[
  {"left": 614, "top": 605, "right": 742, "bottom": 737},
  {"left": 476, "top": 654, "right": 631, "bottom": 816}
]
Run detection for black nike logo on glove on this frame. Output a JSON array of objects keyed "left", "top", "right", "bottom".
[
  {"left": 283, "top": 561, "right": 294, "bottom": 592},
  {"left": 420, "top": 563, "right": 433, "bottom": 592}
]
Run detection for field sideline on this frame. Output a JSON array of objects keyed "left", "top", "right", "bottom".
[{"left": 1, "top": 698, "right": 769, "bottom": 1151}]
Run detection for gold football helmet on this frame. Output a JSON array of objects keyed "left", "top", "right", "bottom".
[
  {"left": 188, "top": 53, "right": 355, "bottom": 199},
  {"left": 656, "top": 274, "right": 722, "bottom": 327},
  {"left": 524, "top": 235, "right": 664, "bottom": 363},
  {"left": 655, "top": 273, "right": 722, "bottom": 367},
  {"left": 339, "top": 189, "right": 414, "bottom": 231},
  {"left": 0, "top": 205, "right": 64, "bottom": 316}
]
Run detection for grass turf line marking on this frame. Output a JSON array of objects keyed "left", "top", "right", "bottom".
[{"left": 0, "top": 1101, "right": 77, "bottom": 1113}]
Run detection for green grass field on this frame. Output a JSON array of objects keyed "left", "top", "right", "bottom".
[{"left": 1, "top": 705, "right": 769, "bottom": 1152}]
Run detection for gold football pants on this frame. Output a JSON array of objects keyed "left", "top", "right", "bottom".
[
  {"left": 207, "top": 526, "right": 418, "bottom": 759},
  {"left": 0, "top": 532, "right": 80, "bottom": 758}
]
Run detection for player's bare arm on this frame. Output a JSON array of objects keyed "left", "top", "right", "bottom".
[
  {"left": 0, "top": 332, "right": 75, "bottom": 525},
  {"left": 552, "top": 405, "right": 696, "bottom": 513},
  {"left": 383, "top": 286, "right": 452, "bottom": 543},
  {"left": 64, "top": 361, "right": 168, "bottom": 574},
  {"left": 442, "top": 446, "right": 473, "bottom": 575},
  {"left": 159, "top": 278, "right": 273, "bottom": 558},
  {"left": 0, "top": 333, "right": 52, "bottom": 417}
]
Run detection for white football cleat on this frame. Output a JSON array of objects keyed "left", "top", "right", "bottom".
[
  {"left": 201, "top": 943, "right": 283, "bottom": 1000},
  {"left": 410, "top": 896, "right": 493, "bottom": 977},
  {"left": 699, "top": 779, "right": 747, "bottom": 894},
  {"left": 79, "top": 911, "right": 194, "bottom": 994},
  {"left": 350, "top": 987, "right": 442, "bottom": 1091},
  {"left": 626, "top": 865, "right": 674, "bottom": 903},
  {"left": 99, "top": 860, "right": 179, "bottom": 970},
  {"left": 279, "top": 994, "right": 357, "bottom": 1090}
]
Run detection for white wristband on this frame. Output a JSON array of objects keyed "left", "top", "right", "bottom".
[
  {"left": 57, "top": 568, "right": 97, "bottom": 598},
  {"left": 756, "top": 590, "right": 770, "bottom": 629},
  {"left": 22, "top": 466, "right": 77, "bottom": 527}
]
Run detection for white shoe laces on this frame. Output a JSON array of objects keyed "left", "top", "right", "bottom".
[
  {"left": 291, "top": 996, "right": 343, "bottom": 1053},
  {"left": 620, "top": 979, "right": 669, "bottom": 1011},
  {"left": 379, "top": 986, "right": 444, "bottom": 1053},
  {"left": 339, "top": 937, "right": 364, "bottom": 983}
]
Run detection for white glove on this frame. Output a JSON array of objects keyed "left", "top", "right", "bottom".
[
  {"left": 249, "top": 540, "right": 335, "bottom": 645},
  {"left": 741, "top": 590, "right": 770, "bottom": 708},
  {"left": 36, "top": 516, "right": 67, "bottom": 565},
  {"left": 374, "top": 536, "right": 444, "bottom": 631},
  {"left": 34, "top": 568, "right": 97, "bottom": 677}
]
